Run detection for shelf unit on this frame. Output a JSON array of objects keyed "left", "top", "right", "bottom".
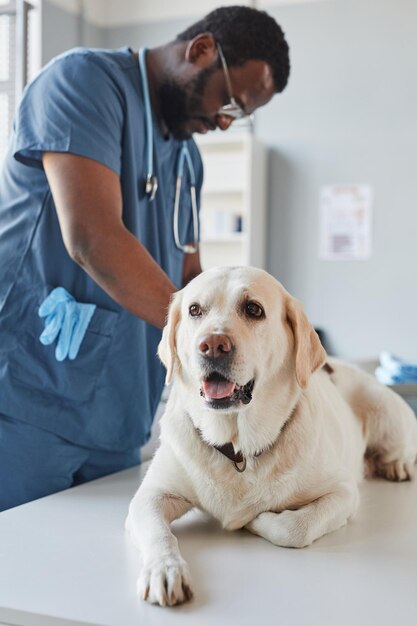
[{"left": 195, "top": 130, "right": 267, "bottom": 270}]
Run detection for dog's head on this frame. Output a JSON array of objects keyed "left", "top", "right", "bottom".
[{"left": 158, "top": 267, "right": 326, "bottom": 411}]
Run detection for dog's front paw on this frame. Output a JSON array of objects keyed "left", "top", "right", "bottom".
[{"left": 138, "top": 556, "right": 193, "bottom": 607}]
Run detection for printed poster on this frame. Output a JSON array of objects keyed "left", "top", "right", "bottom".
[{"left": 319, "top": 184, "right": 373, "bottom": 260}]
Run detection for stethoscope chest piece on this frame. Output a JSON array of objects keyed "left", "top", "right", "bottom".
[{"left": 145, "top": 174, "right": 158, "bottom": 201}]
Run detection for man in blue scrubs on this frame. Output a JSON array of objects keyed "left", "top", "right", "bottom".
[{"left": 0, "top": 6, "right": 290, "bottom": 510}]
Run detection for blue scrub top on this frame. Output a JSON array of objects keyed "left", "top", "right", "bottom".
[{"left": 0, "top": 47, "right": 203, "bottom": 451}]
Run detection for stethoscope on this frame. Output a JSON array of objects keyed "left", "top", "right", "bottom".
[{"left": 138, "top": 48, "right": 199, "bottom": 254}]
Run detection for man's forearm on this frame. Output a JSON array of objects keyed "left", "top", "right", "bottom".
[
  {"left": 42, "top": 152, "right": 179, "bottom": 328},
  {"left": 71, "top": 224, "right": 176, "bottom": 329}
]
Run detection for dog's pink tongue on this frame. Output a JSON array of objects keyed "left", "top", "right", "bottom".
[{"left": 202, "top": 380, "right": 236, "bottom": 400}]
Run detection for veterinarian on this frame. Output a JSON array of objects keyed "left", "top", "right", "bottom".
[{"left": 0, "top": 6, "right": 290, "bottom": 511}]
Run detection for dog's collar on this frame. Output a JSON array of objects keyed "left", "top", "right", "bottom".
[
  {"left": 196, "top": 429, "right": 265, "bottom": 473},
  {"left": 195, "top": 399, "right": 301, "bottom": 472},
  {"left": 213, "top": 441, "right": 248, "bottom": 472}
]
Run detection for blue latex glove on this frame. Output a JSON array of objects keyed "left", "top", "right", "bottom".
[{"left": 38, "top": 287, "right": 96, "bottom": 361}]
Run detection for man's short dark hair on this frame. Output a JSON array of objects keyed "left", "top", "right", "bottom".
[{"left": 176, "top": 5, "right": 290, "bottom": 94}]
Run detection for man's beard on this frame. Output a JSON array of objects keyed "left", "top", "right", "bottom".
[{"left": 158, "top": 66, "right": 216, "bottom": 140}]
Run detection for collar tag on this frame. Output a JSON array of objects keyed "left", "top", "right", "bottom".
[{"left": 214, "top": 442, "right": 247, "bottom": 473}]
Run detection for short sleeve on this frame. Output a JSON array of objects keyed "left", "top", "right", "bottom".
[{"left": 12, "top": 50, "right": 124, "bottom": 175}]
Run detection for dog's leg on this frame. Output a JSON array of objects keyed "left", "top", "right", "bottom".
[
  {"left": 329, "top": 360, "right": 417, "bottom": 481},
  {"left": 126, "top": 487, "right": 193, "bottom": 606},
  {"left": 245, "top": 482, "right": 359, "bottom": 548},
  {"left": 364, "top": 385, "right": 417, "bottom": 482}
]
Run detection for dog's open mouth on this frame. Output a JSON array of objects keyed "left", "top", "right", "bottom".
[{"left": 200, "top": 372, "right": 255, "bottom": 408}]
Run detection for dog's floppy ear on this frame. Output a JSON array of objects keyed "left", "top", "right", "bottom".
[
  {"left": 158, "top": 292, "right": 182, "bottom": 385},
  {"left": 286, "top": 297, "right": 327, "bottom": 389}
]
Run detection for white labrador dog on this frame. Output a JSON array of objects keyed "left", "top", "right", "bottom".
[{"left": 126, "top": 266, "right": 417, "bottom": 607}]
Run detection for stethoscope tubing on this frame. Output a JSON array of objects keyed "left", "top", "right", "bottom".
[{"left": 138, "top": 48, "right": 198, "bottom": 253}]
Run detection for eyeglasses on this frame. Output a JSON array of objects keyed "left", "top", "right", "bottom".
[{"left": 216, "top": 43, "right": 247, "bottom": 120}]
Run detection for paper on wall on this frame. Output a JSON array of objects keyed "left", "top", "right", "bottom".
[{"left": 319, "top": 184, "right": 373, "bottom": 260}]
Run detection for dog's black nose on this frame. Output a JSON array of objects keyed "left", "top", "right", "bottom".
[{"left": 198, "top": 334, "right": 233, "bottom": 359}]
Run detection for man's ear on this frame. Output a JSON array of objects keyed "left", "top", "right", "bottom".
[
  {"left": 286, "top": 297, "right": 327, "bottom": 389},
  {"left": 158, "top": 292, "right": 182, "bottom": 385},
  {"left": 185, "top": 33, "right": 217, "bottom": 67}
]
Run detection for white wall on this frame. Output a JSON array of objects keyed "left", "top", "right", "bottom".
[
  {"left": 259, "top": 0, "right": 417, "bottom": 359},
  {"left": 44, "top": 0, "right": 328, "bottom": 27},
  {"left": 41, "top": 0, "right": 102, "bottom": 64}
]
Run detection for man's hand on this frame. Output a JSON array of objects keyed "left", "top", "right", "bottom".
[{"left": 182, "top": 248, "right": 202, "bottom": 286}]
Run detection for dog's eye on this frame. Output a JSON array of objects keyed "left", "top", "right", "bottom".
[
  {"left": 189, "top": 304, "right": 202, "bottom": 318},
  {"left": 245, "top": 301, "right": 264, "bottom": 319}
]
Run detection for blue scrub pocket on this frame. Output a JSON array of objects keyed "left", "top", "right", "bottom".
[{"left": 8, "top": 285, "right": 119, "bottom": 404}]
